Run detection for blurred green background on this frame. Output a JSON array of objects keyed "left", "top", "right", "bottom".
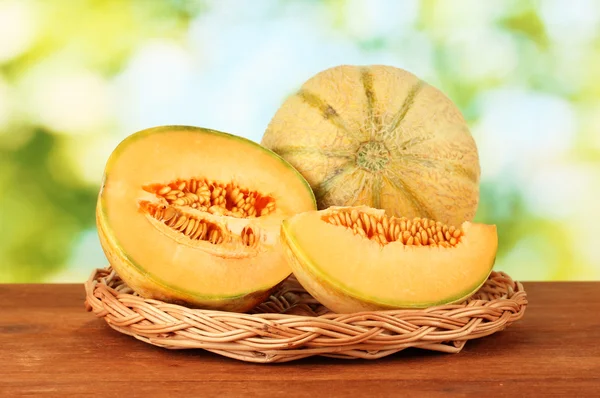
[{"left": 1, "top": 0, "right": 598, "bottom": 283}]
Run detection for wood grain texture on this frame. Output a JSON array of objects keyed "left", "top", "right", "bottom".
[{"left": 1, "top": 282, "right": 599, "bottom": 397}]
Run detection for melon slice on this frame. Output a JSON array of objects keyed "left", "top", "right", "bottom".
[
  {"left": 97, "top": 125, "right": 316, "bottom": 312},
  {"left": 281, "top": 206, "right": 497, "bottom": 313}
]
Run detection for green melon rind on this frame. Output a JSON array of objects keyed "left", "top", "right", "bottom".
[
  {"left": 97, "top": 125, "right": 316, "bottom": 309},
  {"left": 280, "top": 219, "right": 493, "bottom": 309}
]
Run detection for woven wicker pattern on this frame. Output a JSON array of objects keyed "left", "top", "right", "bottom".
[{"left": 85, "top": 267, "right": 527, "bottom": 363}]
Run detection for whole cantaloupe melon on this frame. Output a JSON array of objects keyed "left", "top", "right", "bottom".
[{"left": 261, "top": 65, "right": 480, "bottom": 227}]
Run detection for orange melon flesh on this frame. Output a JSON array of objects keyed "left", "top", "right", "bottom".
[
  {"left": 97, "top": 125, "right": 316, "bottom": 311},
  {"left": 281, "top": 206, "right": 497, "bottom": 313}
]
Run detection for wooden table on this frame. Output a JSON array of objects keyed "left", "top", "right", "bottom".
[{"left": 1, "top": 282, "right": 599, "bottom": 397}]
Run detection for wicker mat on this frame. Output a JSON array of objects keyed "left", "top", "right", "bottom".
[{"left": 85, "top": 267, "right": 527, "bottom": 363}]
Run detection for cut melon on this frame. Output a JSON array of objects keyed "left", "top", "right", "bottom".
[
  {"left": 97, "top": 125, "right": 316, "bottom": 312},
  {"left": 262, "top": 64, "right": 480, "bottom": 227},
  {"left": 280, "top": 206, "right": 497, "bottom": 313}
]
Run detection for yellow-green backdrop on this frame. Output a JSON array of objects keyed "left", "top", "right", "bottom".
[{"left": 1, "top": 0, "right": 599, "bottom": 282}]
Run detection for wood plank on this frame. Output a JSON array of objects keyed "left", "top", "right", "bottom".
[{"left": 1, "top": 282, "right": 599, "bottom": 397}]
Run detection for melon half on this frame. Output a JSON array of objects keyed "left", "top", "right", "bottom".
[
  {"left": 280, "top": 206, "right": 497, "bottom": 313},
  {"left": 97, "top": 125, "right": 316, "bottom": 312}
]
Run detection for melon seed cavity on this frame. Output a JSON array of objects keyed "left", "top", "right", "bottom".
[
  {"left": 322, "top": 209, "right": 463, "bottom": 247},
  {"left": 138, "top": 177, "right": 272, "bottom": 247},
  {"left": 143, "top": 178, "right": 276, "bottom": 218}
]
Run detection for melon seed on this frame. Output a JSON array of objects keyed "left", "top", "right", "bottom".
[{"left": 158, "top": 186, "right": 171, "bottom": 195}]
